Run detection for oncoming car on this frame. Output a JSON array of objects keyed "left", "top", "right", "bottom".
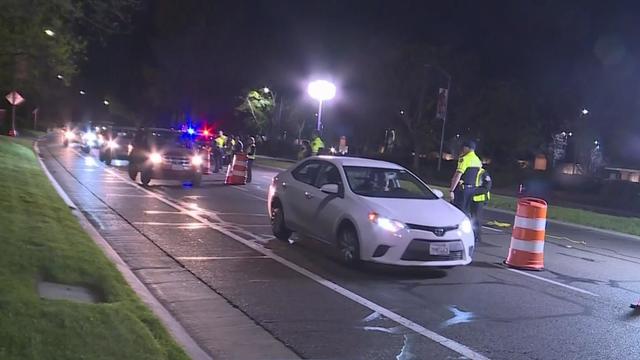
[
  {"left": 128, "top": 128, "right": 204, "bottom": 186},
  {"left": 98, "top": 126, "right": 135, "bottom": 165},
  {"left": 267, "top": 157, "right": 475, "bottom": 267}
]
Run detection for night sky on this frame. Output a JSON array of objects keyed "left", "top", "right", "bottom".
[{"left": 79, "top": 0, "right": 640, "bottom": 164}]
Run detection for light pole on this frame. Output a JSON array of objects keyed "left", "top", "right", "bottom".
[
  {"left": 307, "top": 80, "right": 336, "bottom": 133},
  {"left": 425, "top": 64, "right": 452, "bottom": 171}
]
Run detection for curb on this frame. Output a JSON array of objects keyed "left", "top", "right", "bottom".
[
  {"left": 485, "top": 206, "right": 640, "bottom": 243},
  {"left": 33, "top": 140, "right": 213, "bottom": 360}
]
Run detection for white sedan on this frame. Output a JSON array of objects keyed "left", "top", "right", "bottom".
[{"left": 267, "top": 156, "right": 475, "bottom": 267}]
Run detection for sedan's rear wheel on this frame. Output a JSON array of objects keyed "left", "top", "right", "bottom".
[
  {"left": 271, "top": 202, "right": 292, "bottom": 241},
  {"left": 338, "top": 226, "right": 361, "bottom": 266}
]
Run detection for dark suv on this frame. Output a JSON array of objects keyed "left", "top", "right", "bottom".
[
  {"left": 128, "top": 128, "right": 204, "bottom": 186},
  {"left": 98, "top": 126, "right": 135, "bottom": 165}
]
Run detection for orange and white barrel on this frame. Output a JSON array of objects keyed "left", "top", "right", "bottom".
[
  {"left": 505, "top": 197, "right": 547, "bottom": 270},
  {"left": 225, "top": 153, "right": 248, "bottom": 185}
]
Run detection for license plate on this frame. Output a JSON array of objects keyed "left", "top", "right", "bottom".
[
  {"left": 429, "top": 243, "right": 450, "bottom": 256},
  {"left": 171, "top": 164, "right": 185, "bottom": 170}
]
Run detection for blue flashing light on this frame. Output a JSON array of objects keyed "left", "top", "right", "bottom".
[{"left": 187, "top": 127, "right": 195, "bottom": 135}]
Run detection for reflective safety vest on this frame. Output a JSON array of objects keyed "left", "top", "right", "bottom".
[
  {"left": 215, "top": 135, "right": 227, "bottom": 148},
  {"left": 311, "top": 137, "right": 325, "bottom": 155},
  {"left": 457, "top": 151, "right": 482, "bottom": 186},
  {"left": 473, "top": 168, "right": 492, "bottom": 203}
]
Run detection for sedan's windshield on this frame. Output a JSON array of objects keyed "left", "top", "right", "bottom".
[{"left": 343, "top": 166, "right": 437, "bottom": 199}]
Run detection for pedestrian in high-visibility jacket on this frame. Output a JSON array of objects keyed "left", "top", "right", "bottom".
[
  {"left": 213, "top": 130, "right": 227, "bottom": 173},
  {"left": 246, "top": 137, "right": 256, "bottom": 183},
  {"left": 449, "top": 140, "right": 482, "bottom": 215},
  {"left": 310, "top": 132, "right": 325, "bottom": 156},
  {"left": 470, "top": 167, "right": 492, "bottom": 243}
]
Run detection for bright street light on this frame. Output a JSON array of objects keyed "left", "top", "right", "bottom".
[
  {"left": 263, "top": 87, "right": 270, "bottom": 93},
  {"left": 56, "top": 74, "right": 64, "bottom": 80},
  {"left": 103, "top": 99, "right": 110, "bottom": 106},
  {"left": 44, "top": 29, "right": 55, "bottom": 37},
  {"left": 582, "top": 109, "right": 589, "bottom": 115},
  {"left": 79, "top": 90, "right": 86, "bottom": 95},
  {"left": 399, "top": 110, "right": 405, "bottom": 115},
  {"left": 307, "top": 80, "right": 336, "bottom": 132}
]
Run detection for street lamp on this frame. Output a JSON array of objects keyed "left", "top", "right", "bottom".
[
  {"left": 425, "top": 64, "right": 452, "bottom": 171},
  {"left": 263, "top": 87, "right": 270, "bottom": 93},
  {"left": 44, "top": 29, "right": 55, "bottom": 37},
  {"left": 79, "top": 90, "right": 86, "bottom": 95},
  {"left": 582, "top": 108, "right": 589, "bottom": 115},
  {"left": 56, "top": 74, "right": 64, "bottom": 80},
  {"left": 307, "top": 80, "right": 336, "bottom": 132},
  {"left": 103, "top": 99, "right": 110, "bottom": 106}
]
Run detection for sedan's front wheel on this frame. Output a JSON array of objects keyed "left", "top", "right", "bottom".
[
  {"left": 338, "top": 226, "right": 361, "bottom": 266},
  {"left": 271, "top": 202, "right": 292, "bottom": 241}
]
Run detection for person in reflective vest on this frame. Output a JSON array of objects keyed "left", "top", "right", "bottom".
[
  {"left": 246, "top": 136, "right": 256, "bottom": 183},
  {"left": 310, "top": 132, "right": 325, "bottom": 156},
  {"left": 470, "top": 167, "right": 492, "bottom": 242},
  {"left": 213, "top": 131, "right": 227, "bottom": 173},
  {"left": 449, "top": 140, "right": 482, "bottom": 215}
]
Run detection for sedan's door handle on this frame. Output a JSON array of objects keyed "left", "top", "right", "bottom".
[{"left": 304, "top": 191, "right": 313, "bottom": 199}]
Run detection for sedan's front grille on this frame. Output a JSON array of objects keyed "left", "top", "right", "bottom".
[
  {"left": 163, "top": 156, "right": 190, "bottom": 166},
  {"left": 401, "top": 239, "right": 465, "bottom": 261},
  {"left": 406, "top": 223, "right": 458, "bottom": 237}
]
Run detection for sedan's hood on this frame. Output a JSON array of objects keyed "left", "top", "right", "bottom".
[{"left": 362, "top": 197, "right": 466, "bottom": 226}]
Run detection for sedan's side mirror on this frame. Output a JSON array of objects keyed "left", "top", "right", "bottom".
[
  {"left": 320, "top": 183, "right": 340, "bottom": 195},
  {"left": 433, "top": 189, "right": 444, "bottom": 198}
]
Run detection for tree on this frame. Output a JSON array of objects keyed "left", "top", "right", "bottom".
[
  {"left": 0, "top": 0, "right": 139, "bottom": 99},
  {"left": 235, "top": 89, "right": 275, "bottom": 134}
]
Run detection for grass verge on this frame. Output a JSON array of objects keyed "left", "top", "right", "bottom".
[
  {"left": 0, "top": 136, "right": 188, "bottom": 360},
  {"left": 256, "top": 158, "right": 640, "bottom": 236},
  {"left": 430, "top": 185, "right": 640, "bottom": 236}
]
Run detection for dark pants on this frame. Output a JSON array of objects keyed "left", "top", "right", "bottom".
[
  {"left": 453, "top": 187, "right": 475, "bottom": 216},
  {"left": 213, "top": 148, "right": 223, "bottom": 172},
  {"left": 470, "top": 201, "right": 484, "bottom": 242},
  {"left": 247, "top": 159, "right": 254, "bottom": 182}
]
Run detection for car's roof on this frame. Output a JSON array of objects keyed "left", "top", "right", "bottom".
[{"left": 314, "top": 156, "right": 405, "bottom": 170}]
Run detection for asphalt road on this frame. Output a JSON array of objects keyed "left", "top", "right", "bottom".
[{"left": 41, "top": 136, "right": 640, "bottom": 360}]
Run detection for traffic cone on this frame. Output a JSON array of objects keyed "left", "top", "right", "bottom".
[
  {"left": 225, "top": 153, "right": 248, "bottom": 185},
  {"left": 505, "top": 197, "right": 547, "bottom": 271}
]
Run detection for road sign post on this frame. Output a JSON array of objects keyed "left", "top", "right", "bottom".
[{"left": 5, "top": 91, "right": 25, "bottom": 134}]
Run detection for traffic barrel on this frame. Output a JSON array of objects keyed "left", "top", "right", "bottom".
[
  {"left": 225, "top": 153, "right": 248, "bottom": 185},
  {"left": 505, "top": 197, "right": 547, "bottom": 270}
]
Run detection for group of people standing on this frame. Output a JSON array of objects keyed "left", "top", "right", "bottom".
[{"left": 211, "top": 130, "right": 257, "bottom": 182}]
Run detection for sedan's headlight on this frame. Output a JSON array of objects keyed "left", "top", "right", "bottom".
[
  {"left": 64, "top": 131, "right": 75, "bottom": 140},
  {"left": 368, "top": 212, "right": 405, "bottom": 233},
  {"left": 84, "top": 132, "right": 97, "bottom": 142},
  {"left": 460, "top": 218, "right": 473, "bottom": 234},
  {"left": 149, "top": 153, "right": 162, "bottom": 164},
  {"left": 107, "top": 140, "right": 119, "bottom": 149},
  {"left": 191, "top": 155, "right": 203, "bottom": 166}
]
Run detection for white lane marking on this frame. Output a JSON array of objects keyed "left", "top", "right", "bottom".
[
  {"left": 499, "top": 265, "right": 598, "bottom": 297},
  {"left": 133, "top": 222, "right": 206, "bottom": 227},
  {"left": 107, "top": 194, "right": 153, "bottom": 197},
  {"left": 144, "top": 210, "right": 183, "bottom": 214},
  {"left": 96, "top": 164, "right": 490, "bottom": 360},
  {"left": 176, "top": 256, "right": 268, "bottom": 261},
  {"left": 215, "top": 212, "right": 268, "bottom": 217},
  {"left": 481, "top": 226, "right": 503, "bottom": 233}
]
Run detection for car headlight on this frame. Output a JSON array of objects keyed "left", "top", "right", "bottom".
[
  {"left": 64, "top": 131, "right": 75, "bottom": 140},
  {"left": 84, "top": 132, "right": 97, "bottom": 142},
  {"left": 107, "top": 140, "right": 119, "bottom": 149},
  {"left": 149, "top": 153, "right": 162, "bottom": 164},
  {"left": 368, "top": 212, "right": 405, "bottom": 233},
  {"left": 191, "top": 155, "right": 203, "bottom": 166},
  {"left": 460, "top": 218, "right": 473, "bottom": 234}
]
